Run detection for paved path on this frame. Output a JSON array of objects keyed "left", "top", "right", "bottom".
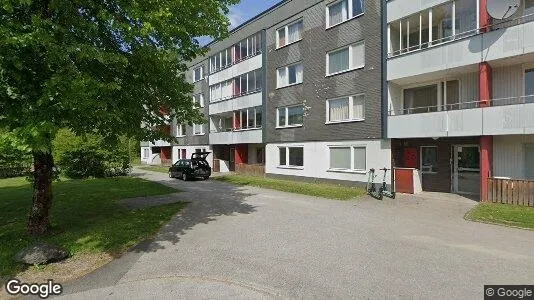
[{"left": 57, "top": 169, "right": 534, "bottom": 299}]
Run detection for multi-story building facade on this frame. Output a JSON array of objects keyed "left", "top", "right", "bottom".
[
  {"left": 141, "top": 0, "right": 392, "bottom": 185},
  {"left": 264, "top": 0, "right": 390, "bottom": 184},
  {"left": 387, "top": 0, "right": 534, "bottom": 199}
]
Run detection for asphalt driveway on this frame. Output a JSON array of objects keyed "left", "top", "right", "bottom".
[{"left": 58, "top": 169, "right": 534, "bottom": 299}]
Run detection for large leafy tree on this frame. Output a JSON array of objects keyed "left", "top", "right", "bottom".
[{"left": 0, "top": 0, "right": 238, "bottom": 236}]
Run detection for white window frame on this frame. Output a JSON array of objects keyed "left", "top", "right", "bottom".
[
  {"left": 326, "top": 0, "right": 365, "bottom": 29},
  {"left": 420, "top": 146, "right": 438, "bottom": 174},
  {"left": 193, "top": 66, "right": 203, "bottom": 82},
  {"left": 235, "top": 107, "right": 262, "bottom": 131},
  {"left": 276, "top": 105, "right": 304, "bottom": 128},
  {"left": 142, "top": 148, "right": 149, "bottom": 159},
  {"left": 326, "top": 41, "right": 365, "bottom": 76},
  {"left": 193, "top": 124, "right": 205, "bottom": 136},
  {"left": 193, "top": 94, "right": 204, "bottom": 108},
  {"left": 176, "top": 124, "right": 186, "bottom": 137},
  {"left": 328, "top": 146, "right": 367, "bottom": 173},
  {"left": 326, "top": 94, "right": 365, "bottom": 124},
  {"left": 276, "top": 63, "right": 303, "bottom": 88},
  {"left": 276, "top": 19, "right": 303, "bottom": 49},
  {"left": 278, "top": 146, "right": 304, "bottom": 168}
]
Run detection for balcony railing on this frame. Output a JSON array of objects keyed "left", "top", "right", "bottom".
[
  {"left": 209, "top": 50, "right": 262, "bottom": 75},
  {"left": 209, "top": 88, "right": 262, "bottom": 104},
  {"left": 388, "top": 12, "right": 534, "bottom": 58},
  {"left": 389, "top": 95, "right": 534, "bottom": 116}
]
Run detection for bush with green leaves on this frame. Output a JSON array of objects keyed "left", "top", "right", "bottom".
[
  {"left": 0, "top": 131, "right": 32, "bottom": 178},
  {"left": 54, "top": 130, "right": 132, "bottom": 179}
]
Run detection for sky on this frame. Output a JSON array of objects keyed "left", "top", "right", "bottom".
[
  {"left": 199, "top": 0, "right": 281, "bottom": 45},
  {"left": 227, "top": 0, "right": 281, "bottom": 29}
]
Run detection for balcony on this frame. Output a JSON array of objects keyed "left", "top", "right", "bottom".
[
  {"left": 209, "top": 54, "right": 263, "bottom": 86},
  {"left": 149, "top": 140, "right": 172, "bottom": 147},
  {"left": 209, "top": 129, "right": 263, "bottom": 145},
  {"left": 388, "top": 14, "right": 534, "bottom": 82},
  {"left": 388, "top": 96, "right": 534, "bottom": 138},
  {"left": 209, "top": 91, "right": 263, "bottom": 115}
]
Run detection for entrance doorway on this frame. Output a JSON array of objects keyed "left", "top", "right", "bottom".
[
  {"left": 229, "top": 147, "right": 236, "bottom": 172},
  {"left": 453, "top": 145, "right": 480, "bottom": 195}
]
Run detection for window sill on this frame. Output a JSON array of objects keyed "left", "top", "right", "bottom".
[
  {"left": 277, "top": 166, "right": 304, "bottom": 170},
  {"left": 233, "top": 127, "right": 262, "bottom": 132},
  {"left": 276, "top": 82, "right": 303, "bottom": 90},
  {"left": 327, "top": 169, "right": 367, "bottom": 174},
  {"left": 421, "top": 172, "right": 438, "bottom": 175},
  {"left": 193, "top": 133, "right": 206, "bottom": 136},
  {"left": 276, "top": 39, "right": 302, "bottom": 50},
  {"left": 326, "top": 12, "right": 364, "bottom": 30},
  {"left": 176, "top": 135, "right": 186, "bottom": 138},
  {"left": 326, "top": 66, "right": 364, "bottom": 77},
  {"left": 276, "top": 125, "right": 303, "bottom": 129},
  {"left": 325, "top": 119, "right": 365, "bottom": 125}
]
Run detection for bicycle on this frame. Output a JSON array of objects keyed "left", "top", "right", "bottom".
[
  {"left": 366, "top": 168, "right": 383, "bottom": 200},
  {"left": 378, "top": 168, "right": 396, "bottom": 199}
]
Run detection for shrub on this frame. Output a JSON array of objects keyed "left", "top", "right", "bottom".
[
  {"left": 58, "top": 146, "right": 131, "bottom": 179},
  {"left": 0, "top": 131, "right": 32, "bottom": 178}
]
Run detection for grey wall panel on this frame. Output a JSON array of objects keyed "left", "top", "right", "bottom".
[{"left": 266, "top": 0, "right": 383, "bottom": 143}]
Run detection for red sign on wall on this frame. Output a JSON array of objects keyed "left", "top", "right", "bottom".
[{"left": 403, "top": 148, "right": 418, "bottom": 168}]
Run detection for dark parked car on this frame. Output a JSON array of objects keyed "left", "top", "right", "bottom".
[{"left": 169, "top": 152, "right": 211, "bottom": 181}]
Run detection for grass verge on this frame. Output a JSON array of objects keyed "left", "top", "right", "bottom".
[
  {"left": 465, "top": 203, "right": 534, "bottom": 230},
  {"left": 0, "top": 176, "right": 184, "bottom": 280},
  {"left": 214, "top": 174, "right": 366, "bottom": 200},
  {"left": 137, "top": 165, "right": 170, "bottom": 174}
]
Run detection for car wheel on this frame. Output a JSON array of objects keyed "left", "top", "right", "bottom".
[
  {"left": 203, "top": 176, "right": 209, "bottom": 180},
  {"left": 182, "top": 173, "right": 188, "bottom": 181},
  {"left": 168, "top": 172, "right": 173, "bottom": 178}
]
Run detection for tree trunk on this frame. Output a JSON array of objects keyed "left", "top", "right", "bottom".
[{"left": 27, "top": 151, "right": 54, "bottom": 237}]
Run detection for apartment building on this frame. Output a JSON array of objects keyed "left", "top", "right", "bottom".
[
  {"left": 263, "top": 0, "right": 390, "bottom": 184},
  {"left": 142, "top": 0, "right": 392, "bottom": 184},
  {"left": 387, "top": 0, "right": 534, "bottom": 199}
]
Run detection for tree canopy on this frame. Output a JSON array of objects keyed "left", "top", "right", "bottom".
[
  {"left": 0, "top": 0, "right": 238, "bottom": 146},
  {"left": 0, "top": 0, "right": 239, "bottom": 236}
]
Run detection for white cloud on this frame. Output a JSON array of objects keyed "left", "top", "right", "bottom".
[{"left": 228, "top": 8, "right": 245, "bottom": 29}]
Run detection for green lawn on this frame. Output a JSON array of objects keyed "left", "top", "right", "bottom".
[
  {"left": 0, "top": 176, "right": 184, "bottom": 278},
  {"left": 466, "top": 203, "right": 534, "bottom": 230},
  {"left": 214, "top": 175, "right": 366, "bottom": 200},
  {"left": 137, "top": 165, "right": 170, "bottom": 174}
]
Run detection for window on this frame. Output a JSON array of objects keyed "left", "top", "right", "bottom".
[
  {"left": 277, "top": 63, "right": 303, "bottom": 88},
  {"left": 525, "top": 69, "right": 534, "bottom": 104},
  {"left": 193, "top": 94, "right": 204, "bottom": 108},
  {"left": 402, "top": 80, "right": 460, "bottom": 114},
  {"left": 279, "top": 147, "right": 304, "bottom": 167},
  {"left": 177, "top": 124, "right": 186, "bottom": 137},
  {"left": 193, "top": 124, "right": 204, "bottom": 135},
  {"left": 421, "top": 146, "right": 438, "bottom": 173},
  {"left": 388, "top": 0, "right": 477, "bottom": 56},
  {"left": 326, "top": 41, "right": 365, "bottom": 76},
  {"left": 327, "top": 94, "right": 365, "bottom": 123},
  {"left": 209, "top": 33, "right": 262, "bottom": 73},
  {"left": 277, "top": 105, "right": 304, "bottom": 128},
  {"left": 276, "top": 20, "right": 303, "bottom": 48},
  {"left": 209, "top": 70, "right": 261, "bottom": 102},
  {"left": 326, "top": 0, "right": 365, "bottom": 28},
  {"left": 193, "top": 67, "right": 203, "bottom": 82},
  {"left": 143, "top": 149, "right": 149, "bottom": 159},
  {"left": 329, "top": 146, "right": 366, "bottom": 171},
  {"left": 234, "top": 107, "right": 262, "bottom": 130}
]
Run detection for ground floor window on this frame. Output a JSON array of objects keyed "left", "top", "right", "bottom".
[
  {"left": 143, "top": 148, "right": 149, "bottom": 159},
  {"left": 329, "top": 146, "right": 366, "bottom": 171},
  {"left": 421, "top": 146, "right": 438, "bottom": 174},
  {"left": 279, "top": 146, "right": 304, "bottom": 167}
]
